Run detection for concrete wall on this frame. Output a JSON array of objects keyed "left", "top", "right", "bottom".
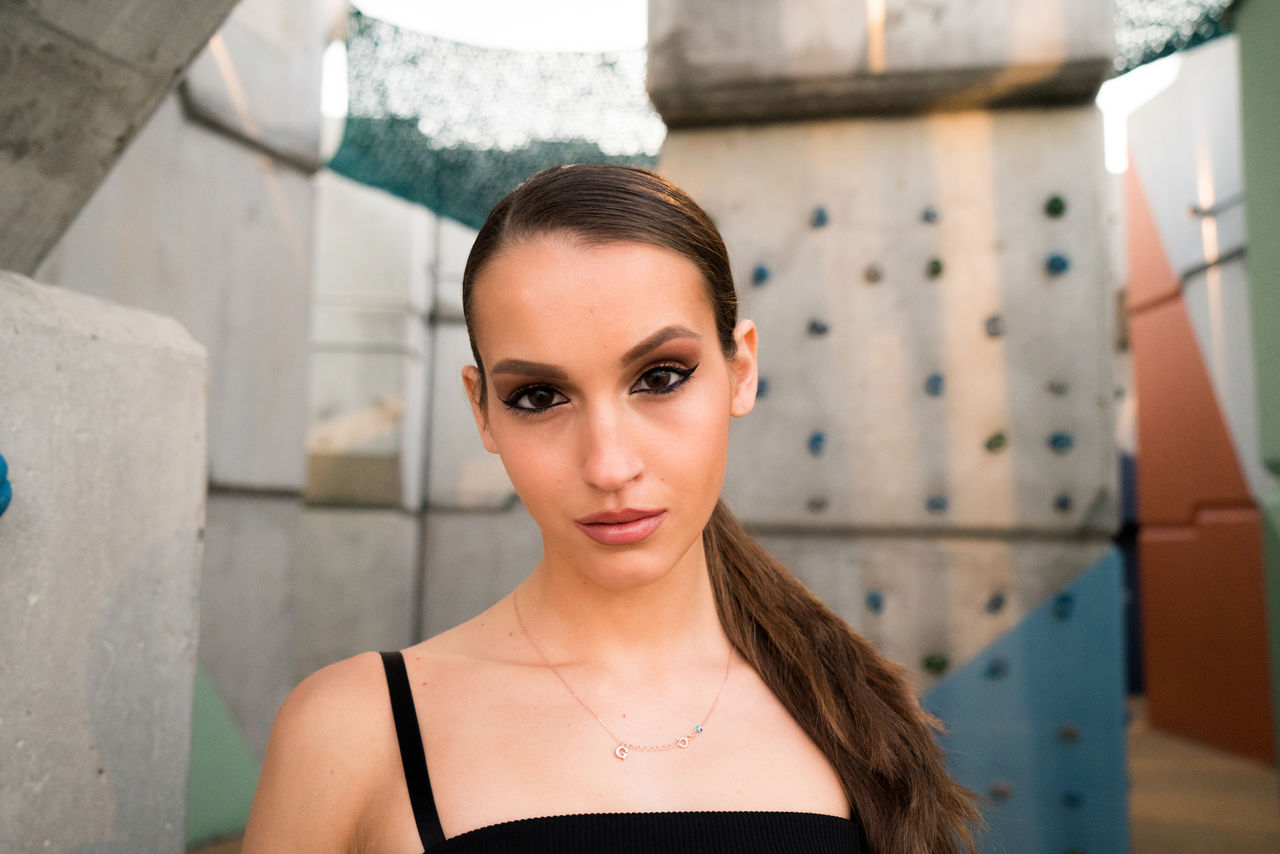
[{"left": 0, "top": 272, "right": 207, "bottom": 851}]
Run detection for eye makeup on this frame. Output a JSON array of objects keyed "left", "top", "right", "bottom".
[{"left": 498, "top": 359, "right": 700, "bottom": 417}]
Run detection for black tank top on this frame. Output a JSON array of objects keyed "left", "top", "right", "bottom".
[{"left": 380, "top": 651, "right": 867, "bottom": 852}]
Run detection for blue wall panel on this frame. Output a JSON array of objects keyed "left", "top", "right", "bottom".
[{"left": 924, "top": 549, "right": 1129, "bottom": 854}]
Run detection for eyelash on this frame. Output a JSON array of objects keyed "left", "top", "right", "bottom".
[{"left": 499, "top": 362, "right": 699, "bottom": 417}]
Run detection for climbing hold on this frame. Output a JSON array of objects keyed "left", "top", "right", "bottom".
[
  {"left": 0, "top": 452, "right": 9, "bottom": 519},
  {"left": 1045, "top": 195, "right": 1067, "bottom": 218},
  {"left": 988, "top": 782, "right": 1014, "bottom": 802},
  {"left": 985, "top": 431, "right": 1008, "bottom": 453},
  {"left": 1047, "top": 379, "right": 1070, "bottom": 396},
  {"left": 1058, "top": 723, "right": 1081, "bottom": 743},
  {"left": 1048, "top": 431, "right": 1075, "bottom": 454},
  {"left": 1062, "top": 790, "right": 1084, "bottom": 809},
  {"left": 984, "top": 658, "right": 1009, "bottom": 679},
  {"left": 864, "top": 263, "right": 883, "bottom": 284},
  {"left": 985, "top": 315, "right": 1006, "bottom": 338},
  {"left": 1054, "top": 492, "right": 1074, "bottom": 513},
  {"left": 806, "top": 496, "right": 829, "bottom": 513},
  {"left": 984, "top": 591, "right": 1006, "bottom": 614},
  {"left": 926, "top": 258, "right": 944, "bottom": 279},
  {"left": 922, "top": 653, "right": 950, "bottom": 676},
  {"left": 1046, "top": 254, "right": 1071, "bottom": 276},
  {"left": 751, "top": 264, "right": 771, "bottom": 286},
  {"left": 807, "top": 319, "right": 830, "bottom": 337},
  {"left": 922, "top": 206, "right": 939, "bottom": 224},
  {"left": 925, "top": 495, "right": 949, "bottom": 513},
  {"left": 810, "top": 206, "right": 829, "bottom": 228},
  {"left": 924, "top": 373, "right": 945, "bottom": 397},
  {"left": 865, "top": 591, "right": 885, "bottom": 614},
  {"left": 756, "top": 377, "right": 770, "bottom": 399},
  {"left": 807, "top": 431, "right": 827, "bottom": 457},
  {"left": 1053, "top": 593, "right": 1075, "bottom": 620}
]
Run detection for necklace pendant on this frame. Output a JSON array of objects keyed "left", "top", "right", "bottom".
[
  {"left": 614, "top": 744, "right": 629, "bottom": 760},
  {"left": 676, "top": 735, "right": 690, "bottom": 749}
]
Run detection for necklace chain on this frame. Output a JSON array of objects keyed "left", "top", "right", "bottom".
[{"left": 512, "top": 587, "right": 733, "bottom": 760}]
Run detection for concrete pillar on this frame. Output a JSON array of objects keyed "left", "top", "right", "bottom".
[{"left": 0, "top": 272, "right": 206, "bottom": 850}]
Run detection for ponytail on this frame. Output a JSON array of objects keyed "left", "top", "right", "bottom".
[{"left": 703, "top": 500, "right": 981, "bottom": 853}]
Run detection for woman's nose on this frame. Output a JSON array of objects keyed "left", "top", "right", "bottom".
[{"left": 580, "top": 407, "right": 643, "bottom": 492}]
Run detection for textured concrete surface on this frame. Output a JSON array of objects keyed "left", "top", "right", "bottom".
[
  {"left": 200, "top": 493, "right": 301, "bottom": 756},
  {"left": 647, "top": 0, "right": 1114, "bottom": 125},
  {"left": 307, "top": 170, "right": 433, "bottom": 509},
  {"left": 0, "top": 0, "right": 240, "bottom": 273},
  {"left": 0, "top": 272, "right": 207, "bottom": 852},
  {"left": 426, "top": 325, "right": 518, "bottom": 510},
  {"left": 37, "top": 96, "right": 314, "bottom": 491},
  {"left": 757, "top": 529, "right": 1110, "bottom": 687},
  {"left": 420, "top": 505, "right": 543, "bottom": 636},
  {"left": 183, "top": 0, "right": 345, "bottom": 168},
  {"left": 294, "top": 508, "right": 421, "bottom": 679},
  {"left": 662, "top": 106, "right": 1117, "bottom": 533}
]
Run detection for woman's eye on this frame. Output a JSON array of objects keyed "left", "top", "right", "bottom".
[
  {"left": 632, "top": 363, "right": 697, "bottom": 394},
  {"left": 504, "top": 386, "right": 567, "bottom": 412}
]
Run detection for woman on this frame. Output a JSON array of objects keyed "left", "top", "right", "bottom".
[{"left": 244, "top": 164, "right": 979, "bottom": 852}]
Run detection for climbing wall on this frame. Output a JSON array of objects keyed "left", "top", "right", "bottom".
[
  {"left": 1126, "top": 34, "right": 1276, "bottom": 763},
  {"left": 653, "top": 2, "right": 1126, "bottom": 851}
]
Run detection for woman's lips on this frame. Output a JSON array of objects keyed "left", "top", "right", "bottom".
[{"left": 574, "top": 508, "right": 667, "bottom": 545}]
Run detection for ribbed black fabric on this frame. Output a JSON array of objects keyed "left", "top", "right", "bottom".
[{"left": 381, "top": 651, "right": 867, "bottom": 853}]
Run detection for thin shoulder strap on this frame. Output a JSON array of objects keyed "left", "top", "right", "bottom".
[{"left": 380, "top": 650, "right": 446, "bottom": 849}]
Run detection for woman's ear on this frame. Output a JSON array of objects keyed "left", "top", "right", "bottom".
[
  {"left": 461, "top": 365, "right": 499, "bottom": 453},
  {"left": 728, "top": 319, "right": 758, "bottom": 418}
]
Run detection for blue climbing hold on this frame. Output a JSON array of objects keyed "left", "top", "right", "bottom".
[
  {"left": 1046, "top": 254, "right": 1071, "bottom": 276},
  {"left": 1053, "top": 593, "right": 1075, "bottom": 620},
  {"left": 756, "top": 377, "right": 770, "bottom": 399},
  {"left": 922, "top": 206, "right": 939, "bottom": 224},
  {"left": 807, "top": 431, "right": 827, "bottom": 457},
  {"left": 1054, "top": 492, "right": 1074, "bottom": 513},
  {"left": 985, "top": 591, "right": 1006, "bottom": 614},
  {"left": 925, "top": 495, "right": 949, "bottom": 513},
  {"left": 0, "top": 452, "right": 7, "bottom": 483},
  {"left": 752, "top": 264, "right": 770, "bottom": 286},
  {"left": 811, "top": 206, "right": 829, "bottom": 228},
  {"left": 808, "top": 319, "right": 830, "bottom": 336},
  {"left": 866, "top": 590, "right": 885, "bottom": 614},
  {"left": 985, "top": 315, "right": 1006, "bottom": 338},
  {"left": 984, "top": 658, "right": 1010, "bottom": 680},
  {"left": 924, "top": 373, "right": 945, "bottom": 396},
  {"left": 1048, "top": 431, "right": 1075, "bottom": 454},
  {"left": 0, "top": 480, "right": 10, "bottom": 518},
  {"left": 1062, "top": 790, "right": 1084, "bottom": 809}
]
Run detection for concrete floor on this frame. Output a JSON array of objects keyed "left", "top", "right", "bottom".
[{"left": 190, "top": 703, "right": 1280, "bottom": 853}]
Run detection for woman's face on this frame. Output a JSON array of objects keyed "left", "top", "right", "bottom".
[{"left": 463, "top": 235, "right": 757, "bottom": 592}]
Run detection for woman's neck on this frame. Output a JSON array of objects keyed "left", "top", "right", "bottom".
[{"left": 514, "top": 538, "right": 731, "bottom": 676}]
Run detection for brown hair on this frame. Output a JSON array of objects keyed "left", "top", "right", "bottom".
[{"left": 462, "top": 163, "right": 980, "bottom": 852}]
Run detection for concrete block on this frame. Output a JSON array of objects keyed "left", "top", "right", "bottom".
[
  {"left": 200, "top": 492, "right": 301, "bottom": 755},
  {"left": 756, "top": 528, "right": 1109, "bottom": 688},
  {"left": 1128, "top": 36, "right": 1247, "bottom": 282},
  {"left": 426, "top": 325, "right": 517, "bottom": 510},
  {"left": 648, "top": 0, "right": 1115, "bottom": 125},
  {"left": 0, "top": 272, "right": 206, "bottom": 851},
  {"left": 36, "top": 96, "right": 314, "bottom": 491},
  {"left": 662, "top": 106, "right": 1117, "bottom": 533},
  {"left": 0, "top": 0, "right": 241, "bottom": 273},
  {"left": 307, "top": 170, "right": 433, "bottom": 509},
  {"left": 420, "top": 505, "right": 543, "bottom": 636},
  {"left": 183, "top": 0, "right": 345, "bottom": 167},
  {"left": 294, "top": 508, "right": 420, "bottom": 680}
]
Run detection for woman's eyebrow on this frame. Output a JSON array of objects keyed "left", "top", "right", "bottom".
[
  {"left": 619, "top": 325, "right": 701, "bottom": 366},
  {"left": 489, "top": 358, "right": 569, "bottom": 379}
]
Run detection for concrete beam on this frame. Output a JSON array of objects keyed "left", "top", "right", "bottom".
[{"left": 0, "top": 0, "right": 240, "bottom": 273}]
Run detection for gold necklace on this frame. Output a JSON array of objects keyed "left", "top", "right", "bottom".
[{"left": 512, "top": 587, "right": 733, "bottom": 760}]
